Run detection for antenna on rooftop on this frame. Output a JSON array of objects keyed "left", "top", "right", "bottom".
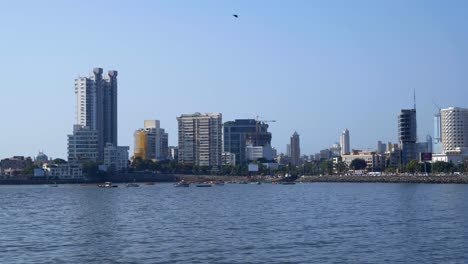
[{"left": 413, "top": 89, "right": 416, "bottom": 111}]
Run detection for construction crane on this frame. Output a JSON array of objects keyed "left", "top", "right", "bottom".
[{"left": 254, "top": 115, "right": 276, "bottom": 146}]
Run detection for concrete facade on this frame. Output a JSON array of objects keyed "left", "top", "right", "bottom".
[
  {"left": 67, "top": 125, "right": 99, "bottom": 164},
  {"left": 75, "top": 68, "right": 118, "bottom": 161},
  {"left": 177, "top": 113, "right": 222, "bottom": 167},
  {"left": 398, "top": 109, "right": 417, "bottom": 165},
  {"left": 104, "top": 143, "right": 129, "bottom": 172}
]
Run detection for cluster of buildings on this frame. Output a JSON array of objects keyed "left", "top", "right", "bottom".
[
  {"left": 1, "top": 67, "right": 467, "bottom": 179},
  {"left": 298, "top": 106, "right": 468, "bottom": 173}
]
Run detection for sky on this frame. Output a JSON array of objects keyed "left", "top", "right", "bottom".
[{"left": 0, "top": 0, "right": 467, "bottom": 159}]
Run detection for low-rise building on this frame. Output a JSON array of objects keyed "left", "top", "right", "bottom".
[
  {"left": 67, "top": 125, "right": 99, "bottom": 165},
  {"left": 342, "top": 151, "right": 385, "bottom": 172},
  {"left": 0, "top": 156, "right": 33, "bottom": 176},
  {"left": 245, "top": 144, "right": 274, "bottom": 162},
  {"left": 104, "top": 143, "right": 129, "bottom": 172},
  {"left": 222, "top": 152, "right": 236, "bottom": 166},
  {"left": 42, "top": 163, "right": 85, "bottom": 180}
]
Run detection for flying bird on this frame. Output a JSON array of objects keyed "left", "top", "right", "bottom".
[{"left": 233, "top": 14, "right": 238, "bottom": 18}]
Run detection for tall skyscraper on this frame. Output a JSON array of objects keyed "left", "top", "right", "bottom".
[
  {"left": 340, "top": 129, "right": 350, "bottom": 155},
  {"left": 223, "top": 119, "right": 271, "bottom": 165},
  {"left": 290, "top": 132, "right": 301, "bottom": 166},
  {"left": 433, "top": 111, "right": 442, "bottom": 154},
  {"left": 177, "top": 113, "right": 222, "bottom": 168},
  {"left": 398, "top": 109, "right": 417, "bottom": 164},
  {"left": 75, "top": 68, "right": 118, "bottom": 160},
  {"left": 441, "top": 107, "right": 468, "bottom": 153},
  {"left": 377, "top": 141, "right": 386, "bottom": 154},
  {"left": 133, "top": 120, "right": 169, "bottom": 160}
]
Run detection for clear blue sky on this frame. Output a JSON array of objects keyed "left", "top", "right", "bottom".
[{"left": 0, "top": 0, "right": 467, "bottom": 159}]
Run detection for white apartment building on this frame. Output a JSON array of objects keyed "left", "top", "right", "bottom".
[
  {"left": 340, "top": 129, "right": 350, "bottom": 155},
  {"left": 245, "top": 144, "right": 274, "bottom": 161},
  {"left": 42, "top": 164, "right": 85, "bottom": 180},
  {"left": 177, "top": 113, "right": 222, "bottom": 167}
]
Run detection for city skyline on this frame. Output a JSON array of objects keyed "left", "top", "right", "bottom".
[{"left": 1, "top": 1, "right": 467, "bottom": 159}]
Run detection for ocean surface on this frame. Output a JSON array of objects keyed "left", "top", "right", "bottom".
[{"left": 1, "top": 183, "right": 467, "bottom": 264}]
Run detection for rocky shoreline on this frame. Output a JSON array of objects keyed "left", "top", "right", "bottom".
[{"left": 1, "top": 174, "right": 467, "bottom": 185}]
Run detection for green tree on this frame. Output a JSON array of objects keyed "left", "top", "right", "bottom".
[
  {"left": 21, "top": 164, "right": 39, "bottom": 176},
  {"left": 320, "top": 160, "right": 334, "bottom": 175},
  {"left": 335, "top": 161, "right": 348, "bottom": 174},
  {"left": 53, "top": 158, "right": 67, "bottom": 164},
  {"left": 350, "top": 158, "right": 367, "bottom": 170},
  {"left": 406, "top": 160, "right": 420, "bottom": 174}
]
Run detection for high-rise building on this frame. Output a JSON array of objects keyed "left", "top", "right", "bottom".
[
  {"left": 133, "top": 120, "right": 169, "bottom": 160},
  {"left": 340, "top": 129, "right": 350, "bottom": 155},
  {"left": 75, "top": 68, "right": 118, "bottom": 160},
  {"left": 286, "top": 144, "right": 291, "bottom": 157},
  {"left": 290, "top": 132, "right": 301, "bottom": 166},
  {"left": 67, "top": 125, "right": 99, "bottom": 164},
  {"left": 433, "top": 111, "right": 442, "bottom": 154},
  {"left": 169, "top": 146, "right": 179, "bottom": 160},
  {"left": 377, "top": 141, "right": 386, "bottom": 154},
  {"left": 426, "top": 135, "right": 433, "bottom": 153},
  {"left": 223, "top": 119, "right": 271, "bottom": 165},
  {"left": 177, "top": 113, "right": 222, "bottom": 167},
  {"left": 441, "top": 107, "right": 468, "bottom": 153},
  {"left": 398, "top": 109, "right": 417, "bottom": 165}
]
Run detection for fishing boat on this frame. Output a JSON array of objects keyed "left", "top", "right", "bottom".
[
  {"left": 174, "top": 182, "right": 190, "bottom": 187},
  {"left": 196, "top": 184, "right": 212, "bottom": 187},
  {"left": 98, "top": 182, "right": 118, "bottom": 188},
  {"left": 280, "top": 182, "right": 296, "bottom": 185}
]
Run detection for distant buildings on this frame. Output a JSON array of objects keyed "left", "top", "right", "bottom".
[
  {"left": 433, "top": 111, "right": 443, "bottom": 154},
  {"left": 169, "top": 146, "right": 178, "bottom": 160},
  {"left": 223, "top": 119, "right": 271, "bottom": 165},
  {"left": 133, "top": 120, "right": 169, "bottom": 160},
  {"left": 177, "top": 113, "right": 222, "bottom": 168},
  {"left": 222, "top": 152, "right": 236, "bottom": 166},
  {"left": 290, "top": 132, "right": 301, "bottom": 166},
  {"left": 377, "top": 141, "right": 386, "bottom": 154},
  {"left": 398, "top": 109, "right": 417, "bottom": 165},
  {"left": 245, "top": 145, "right": 275, "bottom": 161},
  {"left": 0, "top": 156, "right": 33, "bottom": 176},
  {"left": 340, "top": 129, "right": 350, "bottom": 155}
]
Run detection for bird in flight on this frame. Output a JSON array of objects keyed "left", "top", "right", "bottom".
[{"left": 233, "top": 14, "right": 238, "bottom": 18}]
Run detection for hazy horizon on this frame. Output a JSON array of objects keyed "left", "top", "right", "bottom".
[{"left": 1, "top": 0, "right": 467, "bottom": 159}]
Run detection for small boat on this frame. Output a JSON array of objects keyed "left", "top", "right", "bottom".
[
  {"left": 196, "top": 184, "right": 212, "bottom": 187},
  {"left": 126, "top": 183, "right": 140, "bottom": 187},
  {"left": 238, "top": 181, "right": 248, "bottom": 184},
  {"left": 98, "top": 182, "right": 118, "bottom": 188},
  {"left": 48, "top": 182, "right": 58, "bottom": 187},
  {"left": 280, "top": 182, "right": 296, "bottom": 185},
  {"left": 174, "top": 182, "right": 190, "bottom": 187},
  {"left": 144, "top": 182, "right": 155, "bottom": 186},
  {"left": 214, "top": 182, "right": 225, "bottom": 186},
  {"left": 250, "top": 182, "right": 261, "bottom": 185}
]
